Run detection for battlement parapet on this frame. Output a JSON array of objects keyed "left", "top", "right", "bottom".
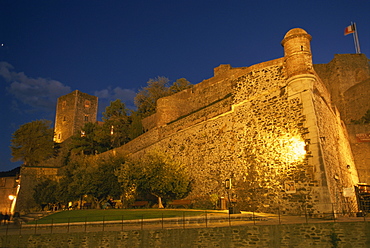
[{"left": 143, "top": 58, "right": 286, "bottom": 131}]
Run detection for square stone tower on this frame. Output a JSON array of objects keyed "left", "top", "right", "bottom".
[{"left": 54, "top": 90, "right": 98, "bottom": 143}]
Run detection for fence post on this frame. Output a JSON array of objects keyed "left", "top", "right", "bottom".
[
  {"left": 85, "top": 216, "right": 88, "bottom": 232},
  {"left": 205, "top": 211, "right": 208, "bottom": 228},
  {"left": 67, "top": 218, "right": 70, "bottom": 233},
  {"left": 141, "top": 215, "right": 144, "bottom": 230},
  {"left": 278, "top": 206, "right": 281, "bottom": 225},
  {"left": 102, "top": 216, "right": 105, "bottom": 232},
  {"left": 4, "top": 222, "right": 9, "bottom": 246},
  {"left": 51, "top": 218, "right": 54, "bottom": 234},
  {"left": 161, "top": 213, "right": 164, "bottom": 229},
  {"left": 122, "top": 215, "right": 124, "bottom": 231},
  {"left": 34, "top": 219, "right": 38, "bottom": 234},
  {"left": 228, "top": 211, "right": 231, "bottom": 226},
  {"left": 5, "top": 221, "right": 9, "bottom": 236}
]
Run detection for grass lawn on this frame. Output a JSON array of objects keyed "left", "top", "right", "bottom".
[{"left": 29, "top": 209, "right": 226, "bottom": 224}]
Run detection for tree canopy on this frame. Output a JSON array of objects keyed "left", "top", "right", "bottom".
[
  {"left": 102, "top": 99, "right": 131, "bottom": 147},
  {"left": 67, "top": 155, "right": 124, "bottom": 208},
  {"left": 116, "top": 151, "right": 192, "bottom": 208},
  {"left": 11, "top": 120, "right": 54, "bottom": 166},
  {"left": 69, "top": 122, "right": 109, "bottom": 155},
  {"left": 33, "top": 178, "right": 59, "bottom": 210},
  {"left": 134, "top": 77, "right": 192, "bottom": 118},
  {"left": 69, "top": 99, "right": 132, "bottom": 155},
  {"left": 33, "top": 154, "right": 126, "bottom": 209}
]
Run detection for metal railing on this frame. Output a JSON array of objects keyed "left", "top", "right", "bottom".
[{"left": 0, "top": 203, "right": 368, "bottom": 236}]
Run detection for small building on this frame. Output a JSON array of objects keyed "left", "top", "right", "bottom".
[{"left": 0, "top": 167, "right": 20, "bottom": 215}]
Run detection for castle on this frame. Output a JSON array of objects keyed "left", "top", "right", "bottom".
[{"left": 8, "top": 28, "right": 370, "bottom": 216}]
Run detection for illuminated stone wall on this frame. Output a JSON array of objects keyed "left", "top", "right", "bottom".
[
  {"left": 16, "top": 28, "right": 358, "bottom": 215},
  {"left": 346, "top": 124, "right": 370, "bottom": 184},
  {"left": 314, "top": 54, "right": 370, "bottom": 124},
  {"left": 105, "top": 29, "right": 361, "bottom": 215},
  {"left": 314, "top": 53, "right": 370, "bottom": 187},
  {"left": 15, "top": 166, "right": 59, "bottom": 213},
  {"left": 113, "top": 64, "right": 356, "bottom": 214},
  {"left": 313, "top": 86, "right": 359, "bottom": 212},
  {"left": 16, "top": 28, "right": 369, "bottom": 214},
  {"left": 142, "top": 64, "right": 250, "bottom": 131},
  {"left": 0, "top": 176, "right": 18, "bottom": 214}
]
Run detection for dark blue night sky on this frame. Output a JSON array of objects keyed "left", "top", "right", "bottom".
[{"left": 1, "top": 0, "right": 369, "bottom": 171}]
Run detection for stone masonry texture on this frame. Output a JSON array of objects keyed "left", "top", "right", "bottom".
[
  {"left": 54, "top": 90, "right": 98, "bottom": 143},
  {"left": 107, "top": 28, "right": 361, "bottom": 215}
]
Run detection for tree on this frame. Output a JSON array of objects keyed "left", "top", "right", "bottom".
[
  {"left": 127, "top": 110, "right": 144, "bottom": 140},
  {"left": 33, "top": 178, "right": 59, "bottom": 210},
  {"left": 68, "top": 155, "right": 124, "bottom": 208},
  {"left": 102, "top": 99, "right": 131, "bottom": 148},
  {"left": 11, "top": 120, "right": 54, "bottom": 166},
  {"left": 134, "top": 77, "right": 171, "bottom": 118},
  {"left": 53, "top": 157, "right": 85, "bottom": 204},
  {"left": 134, "top": 77, "right": 193, "bottom": 118},
  {"left": 69, "top": 122, "right": 109, "bottom": 155},
  {"left": 117, "top": 151, "right": 192, "bottom": 208},
  {"left": 115, "top": 156, "right": 143, "bottom": 206},
  {"left": 69, "top": 100, "right": 133, "bottom": 155},
  {"left": 169, "top": 78, "right": 192, "bottom": 94}
]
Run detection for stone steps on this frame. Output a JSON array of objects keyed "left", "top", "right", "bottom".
[{"left": 19, "top": 211, "right": 54, "bottom": 223}]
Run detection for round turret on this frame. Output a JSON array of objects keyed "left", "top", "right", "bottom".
[{"left": 281, "top": 28, "right": 313, "bottom": 78}]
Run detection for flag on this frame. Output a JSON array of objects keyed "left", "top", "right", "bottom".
[{"left": 344, "top": 24, "right": 355, "bottom": 36}]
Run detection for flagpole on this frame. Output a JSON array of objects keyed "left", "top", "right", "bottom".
[
  {"left": 353, "top": 22, "right": 361, "bottom": 54},
  {"left": 351, "top": 22, "right": 358, "bottom": 53}
]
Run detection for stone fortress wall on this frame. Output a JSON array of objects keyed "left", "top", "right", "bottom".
[
  {"left": 15, "top": 166, "right": 59, "bottom": 212},
  {"left": 15, "top": 28, "right": 370, "bottom": 215},
  {"left": 314, "top": 53, "right": 370, "bottom": 124},
  {"left": 314, "top": 54, "right": 370, "bottom": 184},
  {"left": 105, "top": 28, "right": 366, "bottom": 215}
]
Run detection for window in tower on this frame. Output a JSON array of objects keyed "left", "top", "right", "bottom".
[
  {"left": 0, "top": 178, "right": 5, "bottom": 187},
  {"left": 85, "top": 100, "right": 91, "bottom": 108},
  {"left": 84, "top": 115, "right": 89, "bottom": 122}
]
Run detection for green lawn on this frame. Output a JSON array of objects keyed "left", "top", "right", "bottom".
[{"left": 29, "top": 209, "right": 226, "bottom": 224}]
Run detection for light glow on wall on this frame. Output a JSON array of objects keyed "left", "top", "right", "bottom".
[{"left": 278, "top": 135, "right": 307, "bottom": 163}]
